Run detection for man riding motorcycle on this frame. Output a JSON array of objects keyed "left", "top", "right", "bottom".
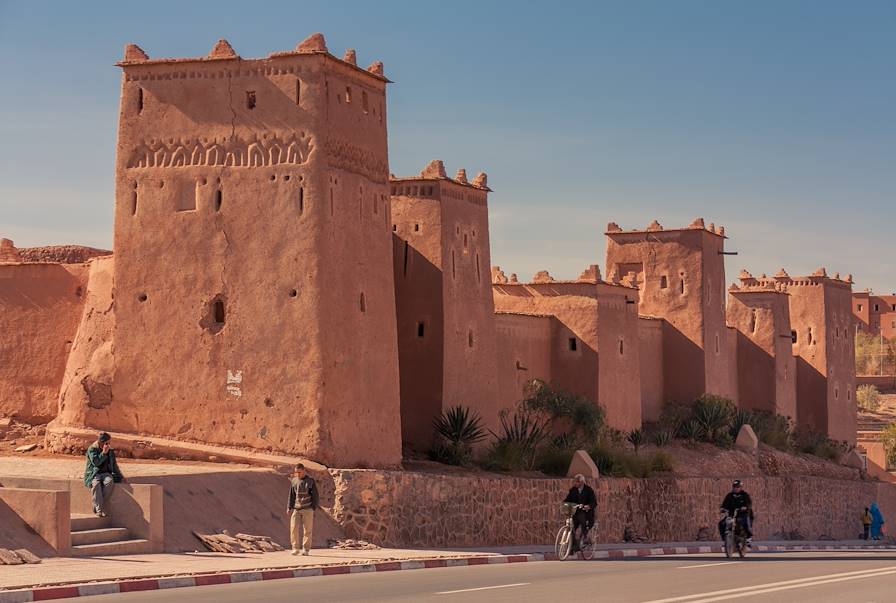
[{"left": 718, "top": 479, "right": 753, "bottom": 545}]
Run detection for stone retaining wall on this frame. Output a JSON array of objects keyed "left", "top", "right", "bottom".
[{"left": 321, "top": 470, "right": 896, "bottom": 547}]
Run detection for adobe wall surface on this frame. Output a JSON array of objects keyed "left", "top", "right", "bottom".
[
  {"left": 727, "top": 289, "right": 797, "bottom": 418},
  {"left": 856, "top": 375, "right": 896, "bottom": 391},
  {"left": 492, "top": 280, "right": 640, "bottom": 430},
  {"left": 785, "top": 274, "right": 856, "bottom": 443},
  {"left": 103, "top": 40, "right": 401, "bottom": 468},
  {"left": 0, "top": 262, "right": 89, "bottom": 422},
  {"left": 391, "top": 191, "right": 445, "bottom": 449},
  {"left": 494, "top": 313, "right": 553, "bottom": 411},
  {"left": 638, "top": 317, "right": 664, "bottom": 422},
  {"left": 327, "top": 469, "right": 896, "bottom": 547},
  {"left": 604, "top": 222, "right": 727, "bottom": 404},
  {"left": 853, "top": 292, "right": 896, "bottom": 339},
  {"left": 54, "top": 256, "right": 115, "bottom": 429}
]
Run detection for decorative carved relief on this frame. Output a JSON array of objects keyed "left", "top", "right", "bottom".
[
  {"left": 126, "top": 133, "right": 314, "bottom": 169},
  {"left": 324, "top": 137, "right": 389, "bottom": 183}
]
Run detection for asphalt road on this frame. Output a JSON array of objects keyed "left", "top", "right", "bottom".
[{"left": 69, "top": 550, "right": 896, "bottom": 602}]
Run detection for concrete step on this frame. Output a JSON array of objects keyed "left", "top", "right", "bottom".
[
  {"left": 71, "top": 539, "right": 151, "bottom": 557},
  {"left": 71, "top": 527, "right": 131, "bottom": 546},
  {"left": 71, "top": 514, "right": 110, "bottom": 532}
]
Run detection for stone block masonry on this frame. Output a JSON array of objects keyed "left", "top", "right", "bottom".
[{"left": 322, "top": 470, "right": 896, "bottom": 547}]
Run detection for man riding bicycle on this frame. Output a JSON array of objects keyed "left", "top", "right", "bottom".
[
  {"left": 718, "top": 479, "right": 753, "bottom": 545},
  {"left": 563, "top": 474, "right": 597, "bottom": 552}
]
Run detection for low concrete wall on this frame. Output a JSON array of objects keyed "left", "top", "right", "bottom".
[
  {"left": 857, "top": 375, "right": 896, "bottom": 392},
  {"left": 0, "top": 477, "right": 163, "bottom": 553},
  {"left": 320, "top": 470, "right": 896, "bottom": 547},
  {"left": 0, "top": 487, "right": 70, "bottom": 553}
]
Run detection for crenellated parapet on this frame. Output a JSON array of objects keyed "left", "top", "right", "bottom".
[{"left": 605, "top": 218, "right": 727, "bottom": 238}]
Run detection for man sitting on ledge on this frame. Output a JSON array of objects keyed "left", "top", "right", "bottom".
[{"left": 83, "top": 432, "right": 125, "bottom": 517}]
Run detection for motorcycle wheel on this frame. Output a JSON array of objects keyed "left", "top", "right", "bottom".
[
  {"left": 724, "top": 532, "right": 734, "bottom": 558},
  {"left": 556, "top": 525, "right": 573, "bottom": 561}
]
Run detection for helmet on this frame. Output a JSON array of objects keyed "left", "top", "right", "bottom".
[{"left": 732, "top": 480, "right": 742, "bottom": 488}]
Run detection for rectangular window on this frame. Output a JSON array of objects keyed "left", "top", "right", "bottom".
[
  {"left": 659, "top": 275, "right": 668, "bottom": 289},
  {"left": 875, "top": 304, "right": 880, "bottom": 312},
  {"left": 857, "top": 304, "right": 863, "bottom": 312},
  {"left": 137, "top": 88, "right": 144, "bottom": 114},
  {"left": 417, "top": 322, "right": 425, "bottom": 338},
  {"left": 345, "top": 86, "right": 352, "bottom": 103},
  {"left": 569, "top": 337, "right": 577, "bottom": 352},
  {"left": 295, "top": 79, "right": 301, "bottom": 105},
  {"left": 362, "top": 90, "right": 369, "bottom": 113}
]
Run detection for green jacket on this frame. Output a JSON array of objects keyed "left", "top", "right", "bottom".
[{"left": 83, "top": 444, "right": 124, "bottom": 487}]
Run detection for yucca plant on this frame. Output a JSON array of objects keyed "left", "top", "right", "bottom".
[
  {"left": 681, "top": 419, "right": 705, "bottom": 445},
  {"left": 693, "top": 395, "right": 736, "bottom": 444},
  {"left": 649, "top": 428, "right": 674, "bottom": 448},
  {"left": 429, "top": 406, "right": 486, "bottom": 466},
  {"left": 626, "top": 429, "right": 645, "bottom": 452},
  {"left": 484, "top": 408, "right": 547, "bottom": 471}
]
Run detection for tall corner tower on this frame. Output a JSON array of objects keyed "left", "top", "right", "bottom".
[
  {"left": 604, "top": 218, "right": 730, "bottom": 402},
  {"left": 110, "top": 36, "right": 401, "bottom": 467},
  {"left": 391, "top": 162, "right": 499, "bottom": 449}
]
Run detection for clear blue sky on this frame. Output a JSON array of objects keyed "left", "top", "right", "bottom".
[{"left": 1, "top": 1, "right": 893, "bottom": 292}]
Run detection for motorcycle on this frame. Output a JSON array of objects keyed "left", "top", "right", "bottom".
[{"left": 722, "top": 508, "right": 749, "bottom": 558}]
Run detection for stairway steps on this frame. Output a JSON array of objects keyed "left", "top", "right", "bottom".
[
  {"left": 71, "top": 527, "right": 131, "bottom": 546},
  {"left": 71, "top": 514, "right": 111, "bottom": 532},
  {"left": 71, "top": 539, "right": 151, "bottom": 557}
]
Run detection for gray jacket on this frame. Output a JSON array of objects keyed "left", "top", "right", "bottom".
[{"left": 287, "top": 475, "right": 319, "bottom": 511}]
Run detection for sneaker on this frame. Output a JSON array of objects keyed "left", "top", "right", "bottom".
[
  {"left": 301, "top": 550, "right": 310, "bottom": 556},
  {"left": 291, "top": 549, "right": 300, "bottom": 556}
]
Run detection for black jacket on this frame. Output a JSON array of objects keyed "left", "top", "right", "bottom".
[
  {"left": 720, "top": 491, "right": 752, "bottom": 515},
  {"left": 287, "top": 475, "right": 319, "bottom": 511},
  {"left": 564, "top": 485, "right": 597, "bottom": 522}
]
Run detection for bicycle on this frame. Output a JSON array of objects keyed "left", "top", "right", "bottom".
[
  {"left": 555, "top": 502, "right": 596, "bottom": 560},
  {"left": 721, "top": 508, "right": 748, "bottom": 558}
]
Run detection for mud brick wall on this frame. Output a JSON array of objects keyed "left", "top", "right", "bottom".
[{"left": 322, "top": 470, "right": 896, "bottom": 547}]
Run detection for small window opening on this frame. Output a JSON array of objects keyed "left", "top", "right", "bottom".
[
  {"left": 791, "top": 330, "right": 798, "bottom": 344},
  {"left": 213, "top": 300, "right": 225, "bottom": 323},
  {"left": 295, "top": 79, "right": 301, "bottom": 105},
  {"left": 468, "top": 330, "right": 474, "bottom": 348},
  {"left": 137, "top": 293, "right": 147, "bottom": 302},
  {"left": 392, "top": 224, "right": 397, "bottom": 231},
  {"left": 330, "top": 188, "right": 334, "bottom": 216},
  {"left": 749, "top": 310, "right": 757, "bottom": 333},
  {"left": 131, "top": 190, "right": 138, "bottom": 215},
  {"left": 359, "top": 293, "right": 366, "bottom": 312},
  {"left": 298, "top": 187, "right": 304, "bottom": 214},
  {"left": 875, "top": 304, "right": 880, "bottom": 312},
  {"left": 857, "top": 304, "right": 863, "bottom": 312},
  {"left": 214, "top": 189, "right": 222, "bottom": 212},
  {"left": 476, "top": 253, "right": 481, "bottom": 283},
  {"left": 452, "top": 250, "right": 456, "bottom": 279},
  {"left": 246, "top": 90, "right": 256, "bottom": 110},
  {"left": 137, "top": 88, "right": 144, "bottom": 114},
  {"left": 807, "top": 327, "right": 813, "bottom": 345},
  {"left": 619, "top": 339, "right": 624, "bottom": 355},
  {"left": 414, "top": 223, "right": 420, "bottom": 232},
  {"left": 715, "top": 333, "right": 720, "bottom": 354},
  {"left": 362, "top": 90, "right": 369, "bottom": 113},
  {"left": 402, "top": 241, "right": 409, "bottom": 277},
  {"left": 569, "top": 337, "right": 577, "bottom": 352},
  {"left": 289, "top": 289, "right": 298, "bottom": 298},
  {"left": 835, "top": 387, "right": 839, "bottom": 400},
  {"left": 679, "top": 278, "right": 685, "bottom": 294},
  {"left": 659, "top": 275, "right": 668, "bottom": 289},
  {"left": 345, "top": 86, "right": 352, "bottom": 103},
  {"left": 463, "top": 233, "right": 468, "bottom": 248},
  {"left": 417, "top": 322, "right": 425, "bottom": 338},
  {"left": 848, "top": 389, "right": 852, "bottom": 401}
]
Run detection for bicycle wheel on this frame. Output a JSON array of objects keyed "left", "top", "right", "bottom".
[
  {"left": 724, "top": 532, "right": 734, "bottom": 558},
  {"left": 555, "top": 525, "right": 573, "bottom": 560},
  {"left": 579, "top": 529, "right": 595, "bottom": 560}
]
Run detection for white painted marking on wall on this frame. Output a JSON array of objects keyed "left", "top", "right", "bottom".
[{"left": 226, "top": 370, "right": 242, "bottom": 397}]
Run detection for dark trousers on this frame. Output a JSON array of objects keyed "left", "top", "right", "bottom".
[
  {"left": 719, "top": 514, "right": 752, "bottom": 540},
  {"left": 572, "top": 510, "right": 593, "bottom": 550},
  {"left": 863, "top": 525, "right": 871, "bottom": 539}
]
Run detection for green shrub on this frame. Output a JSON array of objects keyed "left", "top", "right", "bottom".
[
  {"left": 649, "top": 450, "right": 675, "bottom": 473},
  {"left": 626, "top": 429, "right": 645, "bottom": 452},
  {"left": 482, "top": 408, "right": 547, "bottom": 471},
  {"left": 882, "top": 424, "right": 896, "bottom": 469},
  {"left": 680, "top": 419, "right": 704, "bottom": 444},
  {"left": 791, "top": 429, "right": 846, "bottom": 461},
  {"left": 733, "top": 409, "right": 792, "bottom": 451},
  {"left": 521, "top": 379, "right": 604, "bottom": 444},
  {"left": 657, "top": 401, "right": 695, "bottom": 437},
  {"left": 649, "top": 427, "right": 674, "bottom": 447},
  {"left": 857, "top": 385, "right": 881, "bottom": 411},
  {"left": 429, "top": 405, "right": 486, "bottom": 466},
  {"left": 536, "top": 439, "right": 577, "bottom": 476},
  {"left": 693, "top": 395, "right": 736, "bottom": 444},
  {"left": 587, "top": 443, "right": 675, "bottom": 478}
]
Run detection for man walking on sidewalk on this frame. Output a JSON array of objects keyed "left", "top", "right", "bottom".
[
  {"left": 83, "top": 432, "right": 125, "bottom": 517},
  {"left": 287, "top": 464, "right": 319, "bottom": 556}
]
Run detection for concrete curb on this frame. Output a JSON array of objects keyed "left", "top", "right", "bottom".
[{"left": 3, "top": 545, "right": 896, "bottom": 601}]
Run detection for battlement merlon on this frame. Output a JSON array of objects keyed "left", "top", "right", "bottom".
[
  {"left": 605, "top": 218, "right": 727, "bottom": 239},
  {"left": 116, "top": 34, "right": 391, "bottom": 84},
  {"left": 391, "top": 160, "right": 492, "bottom": 193}
]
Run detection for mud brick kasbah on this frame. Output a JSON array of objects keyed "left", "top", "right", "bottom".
[{"left": 0, "top": 34, "right": 858, "bottom": 471}]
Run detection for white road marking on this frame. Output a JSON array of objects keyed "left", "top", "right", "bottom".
[
  {"left": 677, "top": 562, "right": 741, "bottom": 569},
  {"left": 640, "top": 566, "right": 896, "bottom": 603},
  {"left": 436, "top": 582, "right": 530, "bottom": 595}
]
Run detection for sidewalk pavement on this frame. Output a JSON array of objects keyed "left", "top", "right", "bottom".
[{"left": 2, "top": 540, "right": 895, "bottom": 602}]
